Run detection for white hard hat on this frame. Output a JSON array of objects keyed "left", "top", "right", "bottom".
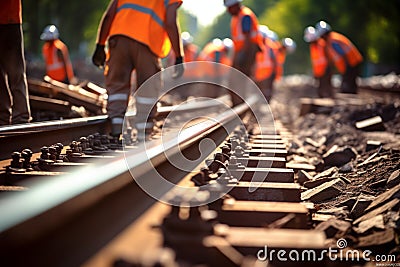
[
  {"left": 40, "top": 25, "right": 59, "bottom": 41},
  {"left": 282, "top": 38, "right": 296, "bottom": 54},
  {"left": 181, "top": 31, "right": 193, "bottom": 46},
  {"left": 258, "top": 25, "right": 269, "bottom": 39},
  {"left": 223, "top": 38, "right": 234, "bottom": 50},
  {"left": 303, "top": 26, "right": 318, "bottom": 42},
  {"left": 266, "top": 30, "right": 279, "bottom": 42},
  {"left": 315, "top": 20, "right": 331, "bottom": 36},
  {"left": 224, "top": 0, "right": 242, "bottom": 7},
  {"left": 212, "top": 38, "right": 223, "bottom": 47}
]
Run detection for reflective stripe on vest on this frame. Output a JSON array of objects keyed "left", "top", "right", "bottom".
[
  {"left": 108, "top": 93, "right": 128, "bottom": 102},
  {"left": 112, "top": 117, "right": 124, "bottom": 124},
  {"left": 42, "top": 39, "right": 74, "bottom": 82},
  {"left": 109, "top": 0, "right": 182, "bottom": 58}
]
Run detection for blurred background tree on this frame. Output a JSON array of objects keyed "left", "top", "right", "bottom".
[{"left": 22, "top": 0, "right": 400, "bottom": 79}]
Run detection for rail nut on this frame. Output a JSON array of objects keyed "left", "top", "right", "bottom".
[
  {"left": 21, "top": 149, "right": 33, "bottom": 169},
  {"left": 191, "top": 168, "right": 211, "bottom": 186},
  {"left": 40, "top": 146, "right": 50, "bottom": 160},
  {"left": 79, "top": 137, "right": 88, "bottom": 150},
  {"left": 48, "top": 146, "right": 58, "bottom": 161},
  {"left": 206, "top": 159, "right": 226, "bottom": 174},
  {"left": 221, "top": 145, "right": 231, "bottom": 156},
  {"left": 214, "top": 152, "right": 228, "bottom": 164},
  {"left": 8, "top": 152, "right": 25, "bottom": 172}
]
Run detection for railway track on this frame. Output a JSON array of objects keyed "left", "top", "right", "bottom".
[
  {"left": 0, "top": 94, "right": 257, "bottom": 266},
  {"left": 0, "top": 83, "right": 398, "bottom": 267}
]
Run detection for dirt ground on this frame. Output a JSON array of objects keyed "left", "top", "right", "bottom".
[{"left": 269, "top": 75, "right": 400, "bottom": 260}]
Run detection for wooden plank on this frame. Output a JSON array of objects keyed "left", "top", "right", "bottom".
[
  {"left": 229, "top": 167, "right": 294, "bottom": 183},
  {"left": 245, "top": 148, "right": 287, "bottom": 158},
  {"left": 227, "top": 182, "right": 301, "bottom": 202},
  {"left": 215, "top": 200, "right": 309, "bottom": 228},
  {"left": 237, "top": 156, "right": 286, "bottom": 168}
]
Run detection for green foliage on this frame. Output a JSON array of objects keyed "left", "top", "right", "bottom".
[
  {"left": 195, "top": 0, "right": 399, "bottom": 75},
  {"left": 21, "top": 0, "right": 399, "bottom": 75},
  {"left": 23, "top": 0, "right": 109, "bottom": 58}
]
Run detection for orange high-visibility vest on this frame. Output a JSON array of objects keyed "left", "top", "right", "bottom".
[
  {"left": 230, "top": 6, "right": 263, "bottom": 52},
  {"left": 275, "top": 44, "right": 286, "bottom": 81},
  {"left": 0, "top": 0, "right": 22, "bottom": 24},
  {"left": 182, "top": 43, "right": 200, "bottom": 78},
  {"left": 198, "top": 43, "right": 232, "bottom": 66},
  {"left": 326, "top": 31, "right": 363, "bottom": 74},
  {"left": 42, "top": 39, "right": 74, "bottom": 83},
  {"left": 109, "top": 0, "right": 182, "bottom": 58},
  {"left": 310, "top": 38, "right": 328, "bottom": 78},
  {"left": 184, "top": 43, "right": 199, "bottom": 63},
  {"left": 198, "top": 42, "right": 232, "bottom": 77},
  {"left": 254, "top": 38, "right": 276, "bottom": 81}
]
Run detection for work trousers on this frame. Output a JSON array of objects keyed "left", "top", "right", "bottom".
[
  {"left": 105, "top": 35, "right": 161, "bottom": 137},
  {"left": 317, "top": 67, "right": 334, "bottom": 98},
  {"left": 341, "top": 64, "right": 360, "bottom": 94},
  {"left": 230, "top": 43, "right": 259, "bottom": 106},
  {"left": 0, "top": 24, "right": 31, "bottom": 125}
]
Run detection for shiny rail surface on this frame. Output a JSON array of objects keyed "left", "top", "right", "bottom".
[
  {"left": 0, "top": 96, "right": 229, "bottom": 161},
  {"left": 0, "top": 96, "right": 256, "bottom": 267}
]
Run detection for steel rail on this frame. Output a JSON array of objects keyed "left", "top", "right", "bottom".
[
  {"left": 0, "top": 96, "right": 229, "bottom": 161},
  {"left": 0, "top": 96, "right": 257, "bottom": 267},
  {"left": 0, "top": 115, "right": 108, "bottom": 160}
]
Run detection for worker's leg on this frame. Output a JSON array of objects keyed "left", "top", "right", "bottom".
[
  {"left": 105, "top": 35, "right": 134, "bottom": 136},
  {"left": 341, "top": 65, "right": 359, "bottom": 94},
  {"left": 230, "top": 43, "right": 259, "bottom": 106},
  {"left": 0, "top": 25, "right": 30, "bottom": 124},
  {"left": 0, "top": 73, "right": 12, "bottom": 126},
  {"left": 9, "top": 25, "right": 31, "bottom": 124},
  {"left": 133, "top": 41, "right": 162, "bottom": 141},
  {"left": 0, "top": 25, "right": 12, "bottom": 125},
  {"left": 318, "top": 70, "right": 334, "bottom": 98}
]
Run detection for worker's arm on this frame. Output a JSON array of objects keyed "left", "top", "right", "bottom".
[
  {"left": 57, "top": 49, "right": 75, "bottom": 84},
  {"left": 92, "top": 0, "right": 118, "bottom": 68},
  {"left": 96, "top": 0, "right": 118, "bottom": 45},
  {"left": 165, "top": 2, "right": 184, "bottom": 78}
]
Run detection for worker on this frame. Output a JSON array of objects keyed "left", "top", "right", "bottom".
[
  {"left": 197, "top": 38, "right": 233, "bottom": 97},
  {"left": 181, "top": 31, "right": 199, "bottom": 63},
  {"left": 315, "top": 21, "right": 363, "bottom": 94},
  {"left": 198, "top": 38, "right": 233, "bottom": 66},
  {"left": 303, "top": 26, "right": 333, "bottom": 98},
  {"left": 92, "top": 0, "right": 184, "bottom": 141},
  {"left": 253, "top": 25, "right": 278, "bottom": 102},
  {"left": 165, "top": 31, "right": 199, "bottom": 99},
  {"left": 41, "top": 25, "right": 76, "bottom": 84},
  {"left": 275, "top": 37, "right": 296, "bottom": 81},
  {"left": 164, "top": 31, "right": 199, "bottom": 67},
  {"left": 0, "top": 0, "right": 31, "bottom": 125},
  {"left": 224, "top": 0, "right": 264, "bottom": 106}
]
